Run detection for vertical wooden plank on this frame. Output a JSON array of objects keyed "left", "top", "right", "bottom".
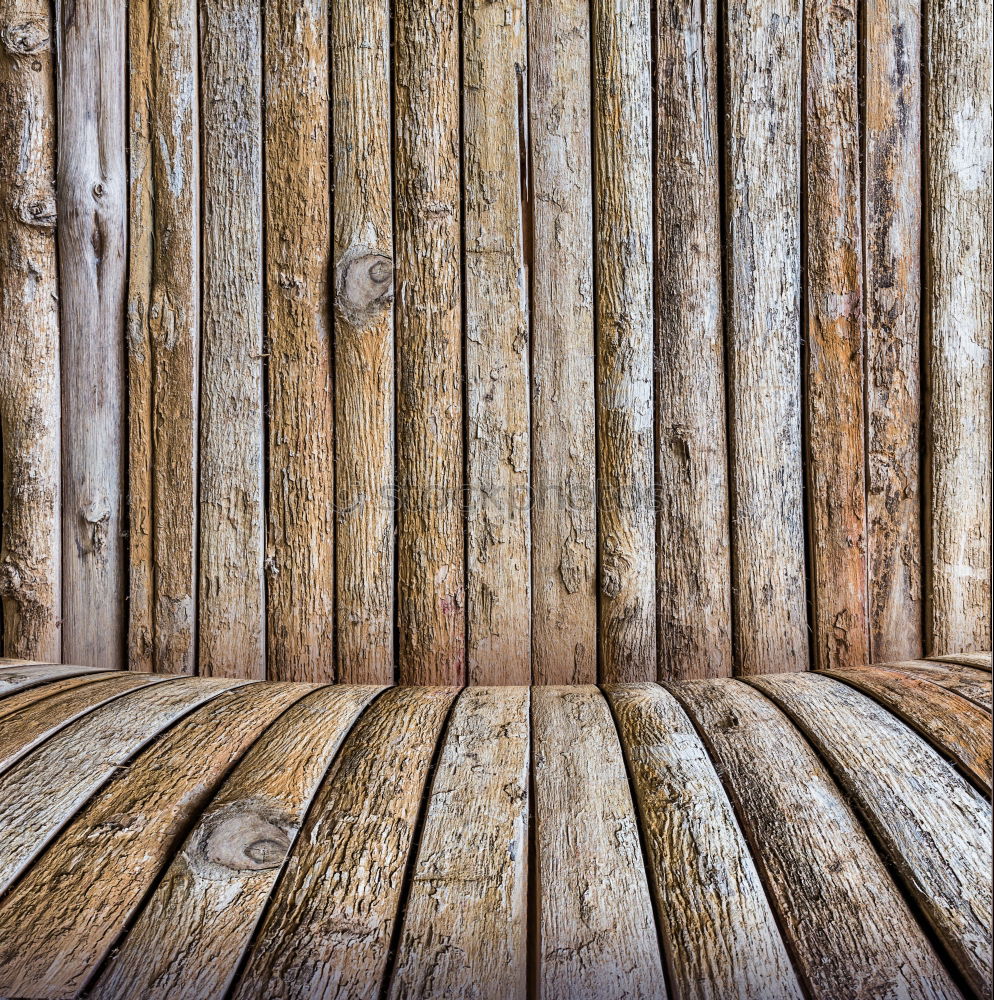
[
  {"left": 924, "top": 0, "right": 993, "bottom": 655},
  {"left": 332, "top": 0, "right": 395, "bottom": 684},
  {"left": 529, "top": 0, "right": 597, "bottom": 685},
  {"left": 592, "top": 0, "right": 656, "bottom": 682},
  {"left": 198, "top": 0, "right": 265, "bottom": 679},
  {"left": 0, "top": 0, "right": 61, "bottom": 662},
  {"left": 864, "top": 0, "right": 923, "bottom": 663},
  {"left": 804, "top": 0, "right": 869, "bottom": 671},
  {"left": 128, "top": 0, "right": 200, "bottom": 674},
  {"left": 654, "top": 0, "right": 732, "bottom": 680},
  {"left": 264, "top": 0, "right": 335, "bottom": 682},
  {"left": 56, "top": 0, "right": 127, "bottom": 671},
  {"left": 394, "top": 0, "right": 464, "bottom": 685},
  {"left": 725, "top": 0, "right": 807, "bottom": 673},
  {"left": 464, "top": 0, "right": 530, "bottom": 684}
]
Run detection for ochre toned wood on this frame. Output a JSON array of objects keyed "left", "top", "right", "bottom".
[
  {"left": 929, "top": 652, "right": 992, "bottom": 672},
  {"left": 0, "top": 661, "right": 105, "bottom": 700},
  {"left": 332, "top": 0, "right": 395, "bottom": 684},
  {"left": 673, "top": 677, "right": 963, "bottom": 1000},
  {"left": 198, "top": 0, "right": 265, "bottom": 679},
  {"left": 0, "top": 0, "right": 61, "bottom": 663},
  {"left": 57, "top": 0, "right": 127, "bottom": 671},
  {"left": 529, "top": 0, "right": 597, "bottom": 686},
  {"left": 592, "top": 0, "right": 656, "bottom": 682},
  {"left": 605, "top": 683, "right": 804, "bottom": 1000},
  {"left": 872, "top": 660, "right": 993, "bottom": 713},
  {"left": 531, "top": 686, "right": 667, "bottom": 1000},
  {"left": 393, "top": 0, "right": 465, "bottom": 685},
  {"left": 0, "top": 671, "right": 114, "bottom": 722},
  {"left": 464, "top": 0, "right": 531, "bottom": 685},
  {"left": 128, "top": 0, "right": 199, "bottom": 674},
  {"left": 387, "top": 687, "right": 530, "bottom": 998}
]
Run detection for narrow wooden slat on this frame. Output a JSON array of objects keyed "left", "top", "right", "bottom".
[
  {"left": 673, "top": 677, "right": 963, "bottom": 1000},
  {"left": 929, "top": 652, "right": 992, "bottom": 672},
  {"left": 386, "top": 687, "right": 530, "bottom": 998},
  {"left": 592, "top": 0, "right": 656, "bottom": 682},
  {"left": 872, "top": 660, "right": 993, "bottom": 712},
  {"left": 57, "top": 0, "right": 127, "bottom": 671},
  {"left": 725, "top": 0, "right": 807, "bottom": 674},
  {"left": 464, "top": 0, "right": 530, "bottom": 685},
  {"left": 531, "top": 686, "right": 666, "bottom": 1000},
  {"left": 749, "top": 672, "right": 992, "bottom": 996},
  {"left": 0, "top": 0, "right": 61, "bottom": 663},
  {"left": 128, "top": 0, "right": 199, "bottom": 674},
  {"left": 0, "top": 662, "right": 105, "bottom": 700},
  {"left": 264, "top": 0, "right": 334, "bottom": 682},
  {"left": 605, "top": 683, "right": 803, "bottom": 999},
  {"left": 654, "top": 0, "right": 732, "bottom": 681},
  {"left": 229, "top": 686, "right": 458, "bottom": 999},
  {"left": 0, "top": 672, "right": 115, "bottom": 722},
  {"left": 924, "top": 0, "right": 992, "bottom": 656},
  {"left": 198, "top": 0, "right": 265, "bottom": 679},
  {"left": 804, "top": 0, "right": 869, "bottom": 671},
  {"left": 394, "top": 0, "right": 464, "bottom": 684},
  {"left": 0, "top": 682, "right": 308, "bottom": 999},
  {"left": 529, "top": 0, "right": 596, "bottom": 685},
  {"left": 332, "top": 0, "right": 395, "bottom": 684},
  {"left": 864, "top": 0, "right": 923, "bottom": 663}
]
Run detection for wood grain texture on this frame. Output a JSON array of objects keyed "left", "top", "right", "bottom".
[
  {"left": 198, "top": 0, "right": 265, "bottom": 679},
  {"left": 0, "top": 671, "right": 114, "bottom": 722},
  {"left": 128, "top": 0, "right": 199, "bottom": 674},
  {"left": 332, "top": 0, "right": 395, "bottom": 684},
  {"left": 924, "top": 0, "right": 993, "bottom": 656},
  {"left": 263, "top": 0, "right": 335, "bottom": 682},
  {"left": 929, "top": 651, "right": 992, "bottom": 671},
  {"left": 654, "top": 0, "right": 732, "bottom": 681},
  {"left": 673, "top": 677, "right": 963, "bottom": 1000},
  {"left": 804, "top": 0, "right": 869, "bottom": 671},
  {"left": 873, "top": 659, "right": 993, "bottom": 713},
  {"left": 606, "top": 683, "right": 804, "bottom": 1000},
  {"left": 528, "top": 0, "right": 597, "bottom": 685},
  {"left": 864, "top": 0, "right": 923, "bottom": 663},
  {"left": 464, "top": 0, "right": 531, "bottom": 685},
  {"left": 725, "top": 0, "right": 807, "bottom": 674},
  {"left": 0, "top": 661, "right": 104, "bottom": 700},
  {"left": 592, "top": 0, "right": 656, "bottom": 682},
  {"left": 229, "top": 685, "right": 457, "bottom": 999},
  {"left": 387, "top": 687, "right": 530, "bottom": 998},
  {"left": 56, "top": 0, "right": 127, "bottom": 671},
  {"left": 393, "top": 0, "right": 465, "bottom": 685},
  {"left": 531, "top": 686, "right": 666, "bottom": 1000},
  {"left": 750, "top": 671, "right": 993, "bottom": 996},
  {"left": 0, "top": 0, "right": 61, "bottom": 663}
]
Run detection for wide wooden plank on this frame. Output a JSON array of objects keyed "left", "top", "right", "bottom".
[
  {"left": 229, "top": 686, "right": 458, "bottom": 999},
  {"left": 672, "top": 678, "right": 963, "bottom": 1000},
  {"left": 0, "top": 0, "right": 61, "bottom": 663},
  {"left": 605, "top": 683, "right": 803, "bottom": 1000},
  {"left": 0, "top": 662, "right": 105, "bottom": 700},
  {"left": 749, "top": 672, "right": 992, "bottom": 996},
  {"left": 0, "top": 672, "right": 115, "bottom": 723},
  {"left": 57, "top": 0, "right": 127, "bottom": 671},
  {"left": 929, "top": 652, "right": 992, "bottom": 672},
  {"left": 464, "top": 0, "right": 530, "bottom": 685},
  {"left": 332, "top": 0, "right": 394, "bottom": 684},
  {"left": 386, "top": 687, "right": 529, "bottom": 998},
  {"left": 872, "top": 660, "right": 993, "bottom": 713},
  {"left": 529, "top": 0, "right": 596, "bottom": 685},
  {"left": 0, "top": 682, "right": 309, "bottom": 999},
  {"left": 725, "top": 0, "right": 807, "bottom": 674},
  {"left": 531, "top": 686, "right": 666, "bottom": 1000},
  {"left": 393, "top": 0, "right": 464, "bottom": 685},
  {"left": 198, "top": 0, "right": 265, "bottom": 679}
]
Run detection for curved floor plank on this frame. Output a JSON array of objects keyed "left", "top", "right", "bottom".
[
  {"left": 0, "top": 663, "right": 108, "bottom": 700},
  {"left": 88, "top": 685, "right": 383, "bottom": 1000},
  {"left": 0, "top": 681, "right": 311, "bottom": 999},
  {"left": 605, "top": 683, "right": 803, "bottom": 1000},
  {"left": 749, "top": 672, "right": 992, "bottom": 998},
  {"left": 531, "top": 686, "right": 667, "bottom": 1000},
  {"left": 229, "top": 686, "right": 459, "bottom": 1000},
  {"left": 672, "top": 678, "right": 963, "bottom": 1000},
  {"left": 871, "top": 661, "right": 993, "bottom": 712},
  {"left": 386, "top": 687, "right": 530, "bottom": 1000},
  {"left": 0, "top": 672, "right": 123, "bottom": 724},
  {"left": 928, "top": 652, "right": 992, "bottom": 672}
]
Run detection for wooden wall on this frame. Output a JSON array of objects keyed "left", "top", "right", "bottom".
[{"left": 0, "top": 0, "right": 990, "bottom": 684}]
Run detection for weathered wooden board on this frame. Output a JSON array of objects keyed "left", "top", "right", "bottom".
[
  {"left": 872, "top": 660, "right": 993, "bottom": 713},
  {"left": 929, "top": 652, "right": 992, "bottom": 672},
  {"left": 531, "top": 686, "right": 666, "bottom": 1000},
  {"left": 0, "top": 671, "right": 114, "bottom": 723},
  {"left": 605, "top": 683, "right": 803, "bottom": 1000},
  {"left": 0, "top": 662, "right": 105, "bottom": 700},
  {"left": 673, "top": 677, "right": 963, "bottom": 1000}
]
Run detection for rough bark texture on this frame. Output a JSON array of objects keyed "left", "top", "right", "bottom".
[
  {"left": 0, "top": 670, "right": 116, "bottom": 724},
  {"left": 0, "top": 661, "right": 106, "bottom": 699},
  {"left": 873, "top": 659, "right": 993, "bottom": 712}
]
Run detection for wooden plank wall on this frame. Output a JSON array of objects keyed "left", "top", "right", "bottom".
[{"left": 0, "top": 0, "right": 990, "bottom": 683}]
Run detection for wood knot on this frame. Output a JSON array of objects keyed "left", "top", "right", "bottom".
[
  {"left": 188, "top": 799, "right": 294, "bottom": 878},
  {"left": 1, "top": 18, "right": 50, "bottom": 56},
  {"left": 335, "top": 247, "right": 393, "bottom": 324}
]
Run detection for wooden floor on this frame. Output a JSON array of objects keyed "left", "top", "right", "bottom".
[{"left": 0, "top": 655, "right": 990, "bottom": 999}]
